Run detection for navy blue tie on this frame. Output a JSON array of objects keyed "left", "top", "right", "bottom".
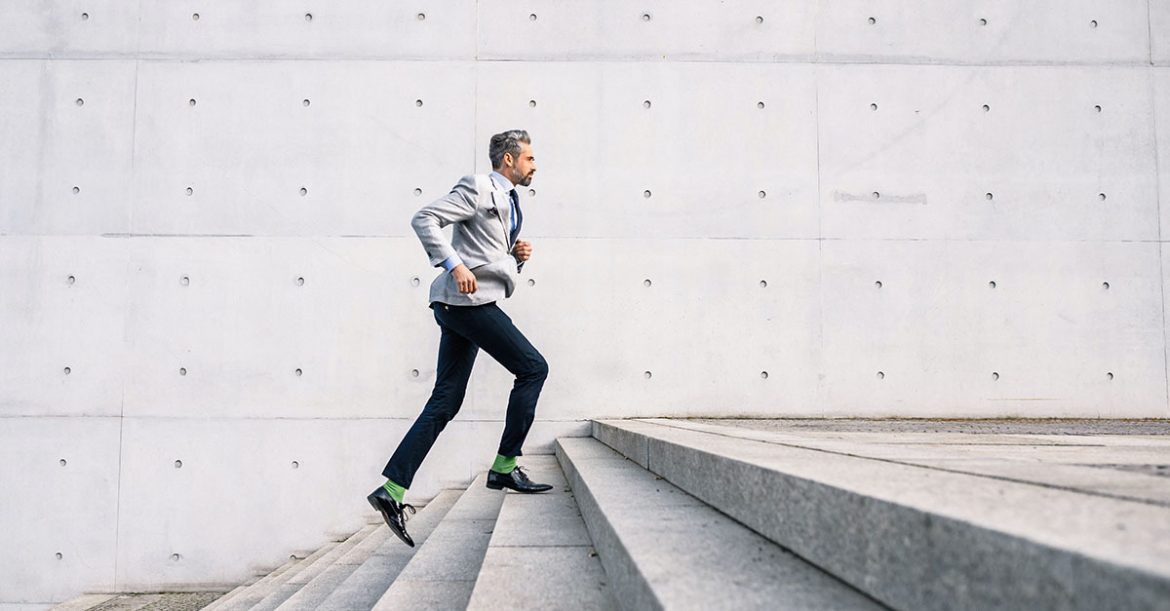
[
  {"left": 509, "top": 189, "right": 524, "bottom": 271},
  {"left": 508, "top": 189, "right": 522, "bottom": 244}
]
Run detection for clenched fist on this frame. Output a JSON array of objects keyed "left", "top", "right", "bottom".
[
  {"left": 452, "top": 264, "right": 477, "bottom": 294},
  {"left": 512, "top": 239, "right": 533, "bottom": 262}
]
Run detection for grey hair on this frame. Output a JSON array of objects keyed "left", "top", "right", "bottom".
[{"left": 489, "top": 129, "right": 531, "bottom": 169}]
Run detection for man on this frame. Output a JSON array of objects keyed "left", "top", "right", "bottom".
[{"left": 368, "top": 129, "right": 553, "bottom": 548}]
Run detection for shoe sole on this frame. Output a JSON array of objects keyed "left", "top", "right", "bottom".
[
  {"left": 485, "top": 481, "right": 553, "bottom": 493},
  {"left": 368, "top": 495, "right": 415, "bottom": 547}
]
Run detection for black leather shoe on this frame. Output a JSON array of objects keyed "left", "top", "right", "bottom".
[
  {"left": 367, "top": 486, "right": 417, "bottom": 547},
  {"left": 485, "top": 465, "right": 553, "bottom": 493}
]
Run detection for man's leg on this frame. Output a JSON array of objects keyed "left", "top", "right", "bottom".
[
  {"left": 432, "top": 302, "right": 549, "bottom": 462},
  {"left": 381, "top": 308, "right": 479, "bottom": 491}
]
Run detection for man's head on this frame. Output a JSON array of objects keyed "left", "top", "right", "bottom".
[{"left": 489, "top": 129, "right": 535, "bottom": 188}]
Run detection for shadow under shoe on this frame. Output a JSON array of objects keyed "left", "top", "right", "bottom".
[
  {"left": 485, "top": 465, "right": 553, "bottom": 493},
  {"left": 368, "top": 486, "right": 418, "bottom": 547}
]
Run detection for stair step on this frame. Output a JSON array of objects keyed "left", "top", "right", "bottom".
[
  {"left": 371, "top": 472, "right": 503, "bottom": 610},
  {"left": 249, "top": 523, "right": 381, "bottom": 611},
  {"left": 466, "top": 456, "right": 616, "bottom": 610},
  {"left": 202, "top": 556, "right": 298, "bottom": 611},
  {"left": 273, "top": 516, "right": 402, "bottom": 611},
  {"left": 592, "top": 418, "right": 1170, "bottom": 611},
  {"left": 213, "top": 542, "right": 341, "bottom": 611},
  {"left": 556, "top": 436, "right": 883, "bottom": 610},
  {"left": 210, "top": 575, "right": 261, "bottom": 608},
  {"left": 315, "top": 488, "right": 462, "bottom": 611},
  {"left": 49, "top": 593, "right": 118, "bottom": 611}
]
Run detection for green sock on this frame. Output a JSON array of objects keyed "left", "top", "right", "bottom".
[
  {"left": 490, "top": 453, "right": 516, "bottom": 474},
  {"left": 382, "top": 479, "right": 406, "bottom": 504}
]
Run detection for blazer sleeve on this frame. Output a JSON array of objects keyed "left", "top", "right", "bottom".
[{"left": 411, "top": 174, "right": 479, "bottom": 268}]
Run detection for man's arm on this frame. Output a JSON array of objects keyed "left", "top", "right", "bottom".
[
  {"left": 441, "top": 255, "right": 464, "bottom": 271},
  {"left": 411, "top": 175, "right": 478, "bottom": 268}
]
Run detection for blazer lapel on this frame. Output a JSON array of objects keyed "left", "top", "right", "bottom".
[
  {"left": 513, "top": 197, "right": 523, "bottom": 239},
  {"left": 489, "top": 189, "right": 511, "bottom": 246}
]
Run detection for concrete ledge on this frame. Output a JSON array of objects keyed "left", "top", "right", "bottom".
[
  {"left": 555, "top": 437, "right": 882, "bottom": 610},
  {"left": 202, "top": 558, "right": 292, "bottom": 611},
  {"left": 213, "top": 541, "right": 340, "bottom": 611},
  {"left": 317, "top": 489, "right": 461, "bottom": 611},
  {"left": 372, "top": 473, "right": 504, "bottom": 611},
  {"left": 467, "top": 455, "right": 615, "bottom": 610},
  {"left": 46, "top": 594, "right": 118, "bottom": 611},
  {"left": 273, "top": 520, "right": 389, "bottom": 611},
  {"left": 662, "top": 418, "right": 1170, "bottom": 506},
  {"left": 251, "top": 525, "right": 377, "bottom": 611},
  {"left": 591, "top": 420, "right": 648, "bottom": 468},
  {"left": 593, "top": 419, "right": 1170, "bottom": 611}
]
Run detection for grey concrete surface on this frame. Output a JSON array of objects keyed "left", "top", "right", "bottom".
[
  {"left": 47, "top": 592, "right": 226, "bottom": 611},
  {"left": 50, "top": 593, "right": 223, "bottom": 611},
  {"left": 267, "top": 569, "right": 349, "bottom": 611},
  {"left": 203, "top": 581, "right": 250, "bottom": 610},
  {"left": 201, "top": 555, "right": 298, "bottom": 611},
  {"left": 249, "top": 524, "right": 378, "bottom": 611},
  {"left": 593, "top": 419, "right": 1170, "bottom": 611},
  {"left": 371, "top": 473, "right": 503, "bottom": 611},
  {"left": 665, "top": 418, "right": 1170, "bottom": 506},
  {"left": 694, "top": 417, "right": 1170, "bottom": 435},
  {"left": 556, "top": 436, "right": 884, "bottom": 610},
  {"left": 466, "top": 455, "right": 615, "bottom": 610},
  {"left": 273, "top": 519, "right": 391, "bottom": 611},
  {"left": 213, "top": 542, "right": 339, "bottom": 611},
  {"left": 46, "top": 595, "right": 117, "bottom": 611},
  {"left": 200, "top": 558, "right": 289, "bottom": 611},
  {"left": 317, "top": 490, "right": 461, "bottom": 611},
  {"left": 471, "top": 547, "right": 615, "bottom": 611}
]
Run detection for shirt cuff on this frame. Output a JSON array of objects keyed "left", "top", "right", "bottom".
[{"left": 440, "top": 254, "right": 463, "bottom": 271}]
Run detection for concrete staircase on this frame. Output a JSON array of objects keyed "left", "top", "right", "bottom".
[
  {"left": 52, "top": 418, "right": 1170, "bottom": 611},
  {"left": 587, "top": 418, "right": 1170, "bottom": 611}
]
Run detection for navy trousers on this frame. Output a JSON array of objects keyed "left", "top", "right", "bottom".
[{"left": 382, "top": 301, "right": 549, "bottom": 488}]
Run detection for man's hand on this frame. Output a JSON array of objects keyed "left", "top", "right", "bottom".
[
  {"left": 512, "top": 239, "right": 533, "bottom": 262},
  {"left": 452, "top": 264, "right": 477, "bottom": 294}
]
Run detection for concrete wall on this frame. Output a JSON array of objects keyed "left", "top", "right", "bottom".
[{"left": 1, "top": 1, "right": 1168, "bottom": 605}]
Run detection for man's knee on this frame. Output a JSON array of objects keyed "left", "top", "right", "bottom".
[
  {"left": 423, "top": 388, "right": 466, "bottom": 421},
  {"left": 422, "top": 405, "right": 460, "bottom": 426},
  {"left": 523, "top": 355, "right": 549, "bottom": 382}
]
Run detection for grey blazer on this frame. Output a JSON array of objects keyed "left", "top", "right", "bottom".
[{"left": 411, "top": 173, "right": 524, "bottom": 306}]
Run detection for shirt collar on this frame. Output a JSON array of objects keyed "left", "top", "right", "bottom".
[{"left": 489, "top": 170, "right": 515, "bottom": 192}]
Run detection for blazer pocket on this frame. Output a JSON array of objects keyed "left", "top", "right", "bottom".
[{"left": 470, "top": 256, "right": 519, "bottom": 298}]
